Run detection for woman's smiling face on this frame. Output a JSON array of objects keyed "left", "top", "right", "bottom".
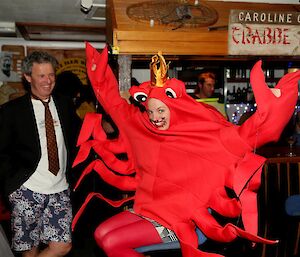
[{"left": 146, "top": 98, "right": 170, "bottom": 130}]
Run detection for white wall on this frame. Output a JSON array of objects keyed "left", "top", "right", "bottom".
[{"left": 132, "top": 69, "right": 150, "bottom": 84}]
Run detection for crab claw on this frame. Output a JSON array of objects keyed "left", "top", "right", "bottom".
[
  {"left": 250, "top": 60, "right": 299, "bottom": 118},
  {"left": 239, "top": 61, "right": 300, "bottom": 148},
  {"left": 85, "top": 42, "right": 108, "bottom": 83}
]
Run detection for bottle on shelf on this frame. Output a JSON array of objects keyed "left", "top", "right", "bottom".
[
  {"left": 236, "top": 87, "right": 242, "bottom": 103},
  {"left": 246, "top": 84, "right": 254, "bottom": 104}
]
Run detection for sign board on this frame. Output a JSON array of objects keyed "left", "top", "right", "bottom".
[{"left": 228, "top": 9, "right": 300, "bottom": 55}]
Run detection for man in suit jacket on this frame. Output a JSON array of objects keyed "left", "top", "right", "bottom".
[{"left": 0, "top": 51, "right": 79, "bottom": 257}]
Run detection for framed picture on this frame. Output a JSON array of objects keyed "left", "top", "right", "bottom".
[
  {"left": 0, "top": 51, "right": 21, "bottom": 82},
  {"left": 0, "top": 45, "right": 25, "bottom": 105}
]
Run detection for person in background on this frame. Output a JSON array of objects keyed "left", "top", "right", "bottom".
[
  {"left": 192, "top": 71, "right": 227, "bottom": 118},
  {"left": 193, "top": 71, "right": 216, "bottom": 99},
  {"left": 54, "top": 70, "right": 96, "bottom": 120},
  {"left": 53, "top": 71, "right": 82, "bottom": 106},
  {"left": 0, "top": 51, "right": 79, "bottom": 257},
  {"left": 54, "top": 70, "right": 117, "bottom": 137}
]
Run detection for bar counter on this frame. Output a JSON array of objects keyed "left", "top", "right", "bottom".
[
  {"left": 255, "top": 145, "right": 300, "bottom": 257},
  {"left": 257, "top": 145, "right": 300, "bottom": 161}
]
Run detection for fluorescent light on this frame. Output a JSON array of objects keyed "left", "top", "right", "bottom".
[{"left": 0, "top": 21, "right": 15, "bottom": 33}]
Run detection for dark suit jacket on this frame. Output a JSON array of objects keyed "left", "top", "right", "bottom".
[{"left": 0, "top": 93, "right": 80, "bottom": 197}]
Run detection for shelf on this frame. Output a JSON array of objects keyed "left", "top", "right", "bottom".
[{"left": 226, "top": 78, "right": 280, "bottom": 83}]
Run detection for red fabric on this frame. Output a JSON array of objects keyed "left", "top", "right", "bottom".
[
  {"left": 94, "top": 211, "right": 162, "bottom": 257},
  {"left": 0, "top": 197, "right": 10, "bottom": 221},
  {"left": 72, "top": 42, "right": 300, "bottom": 257}
]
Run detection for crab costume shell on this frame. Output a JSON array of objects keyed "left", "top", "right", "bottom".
[{"left": 72, "top": 42, "right": 300, "bottom": 257}]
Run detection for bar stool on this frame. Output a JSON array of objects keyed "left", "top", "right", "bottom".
[
  {"left": 285, "top": 194, "right": 300, "bottom": 256},
  {"left": 260, "top": 157, "right": 300, "bottom": 257},
  {"left": 135, "top": 227, "right": 207, "bottom": 254}
]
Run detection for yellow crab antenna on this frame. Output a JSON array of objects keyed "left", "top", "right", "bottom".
[{"left": 150, "top": 51, "right": 169, "bottom": 87}]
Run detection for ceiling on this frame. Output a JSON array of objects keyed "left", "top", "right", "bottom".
[{"left": 0, "top": 0, "right": 106, "bottom": 42}]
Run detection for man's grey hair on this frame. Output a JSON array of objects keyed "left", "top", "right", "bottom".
[{"left": 21, "top": 51, "right": 58, "bottom": 75}]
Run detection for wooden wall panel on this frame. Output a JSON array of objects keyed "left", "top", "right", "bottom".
[
  {"left": 110, "top": 0, "right": 300, "bottom": 55},
  {"left": 115, "top": 32, "right": 227, "bottom": 55},
  {"left": 26, "top": 48, "right": 85, "bottom": 60},
  {"left": 115, "top": 30, "right": 227, "bottom": 42}
]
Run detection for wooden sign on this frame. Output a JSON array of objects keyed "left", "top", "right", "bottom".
[{"left": 228, "top": 9, "right": 300, "bottom": 55}]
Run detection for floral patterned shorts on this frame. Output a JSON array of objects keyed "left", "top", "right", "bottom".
[{"left": 8, "top": 185, "right": 72, "bottom": 251}]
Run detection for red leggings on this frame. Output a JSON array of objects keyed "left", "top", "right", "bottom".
[{"left": 94, "top": 211, "right": 163, "bottom": 257}]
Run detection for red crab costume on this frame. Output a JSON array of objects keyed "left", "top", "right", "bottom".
[{"left": 72, "top": 42, "right": 300, "bottom": 257}]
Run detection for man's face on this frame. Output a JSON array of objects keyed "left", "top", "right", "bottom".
[
  {"left": 24, "top": 62, "right": 56, "bottom": 100},
  {"left": 200, "top": 78, "right": 215, "bottom": 98},
  {"left": 146, "top": 98, "right": 171, "bottom": 130}
]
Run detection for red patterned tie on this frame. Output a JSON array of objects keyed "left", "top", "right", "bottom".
[{"left": 33, "top": 95, "right": 60, "bottom": 175}]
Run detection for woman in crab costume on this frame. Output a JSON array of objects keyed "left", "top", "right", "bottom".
[{"left": 72, "top": 42, "right": 300, "bottom": 257}]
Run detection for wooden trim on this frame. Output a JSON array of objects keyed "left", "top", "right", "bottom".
[
  {"left": 16, "top": 22, "right": 106, "bottom": 42},
  {"left": 110, "top": 0, "right": 300, "bottom": 55}
]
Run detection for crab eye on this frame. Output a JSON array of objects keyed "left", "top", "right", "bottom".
[
  {"left": 133, "top": 92, "right": 148, "bottom": 102},
  {"left": 165, "top": 88, "right": 177, "bottom": 98}
]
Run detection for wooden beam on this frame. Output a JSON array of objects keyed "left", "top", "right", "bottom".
[{"left": 109, "top": 0, "right": 300, "bottom": 55}]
